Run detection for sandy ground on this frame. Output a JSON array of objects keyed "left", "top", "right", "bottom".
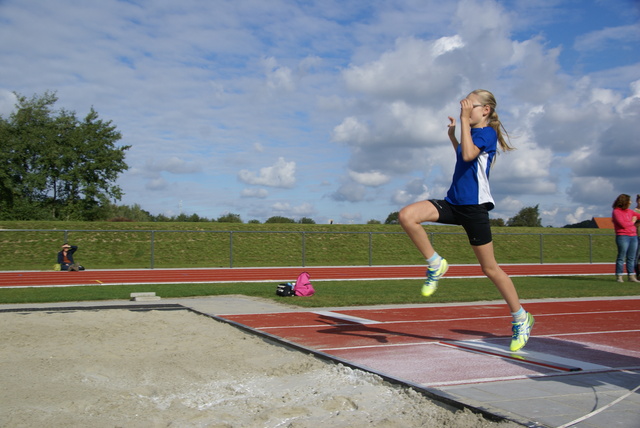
[{"left": 0, "top": 308, "right": 519, "bottom": 428}]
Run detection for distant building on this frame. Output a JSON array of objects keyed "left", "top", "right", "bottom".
[{"left": 593, "top": 217, "right": 614, "bottom": 229}]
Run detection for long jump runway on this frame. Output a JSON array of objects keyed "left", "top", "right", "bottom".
[{"left": 217, "top": 298, "right": 640, "bottom": 427}]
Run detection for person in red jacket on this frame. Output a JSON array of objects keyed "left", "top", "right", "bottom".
[{"left": 612, "top": 194, "right": 639, "bottom": 282}]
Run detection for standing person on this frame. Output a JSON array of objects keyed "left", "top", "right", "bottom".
[
  {"left": 398, "top": 89, "right": 534, "bottom": 352},
  {"left": 57, "top": 244, "right": 80, "bottom": 271},
  {"left": 612, "top": 194, "right": 639, "bottom": 283},
  {"left": 635, "top": 194, "right": 640, "bottom": 280}
]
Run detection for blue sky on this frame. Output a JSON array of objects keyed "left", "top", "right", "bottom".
[{"left": 1, "top": 0, "right": 638, "bottom": 226}]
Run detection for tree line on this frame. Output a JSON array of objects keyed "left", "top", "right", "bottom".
[
  {"left": 106, "top": 205, "right": 318, "bottom": 224},
  {"left": 99, "top": 204, "right": 548, "bottom": 226}
]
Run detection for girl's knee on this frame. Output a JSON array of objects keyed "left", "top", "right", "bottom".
[
  {"left": 399, "top": 201, "right": 437, "bottom": 226},
  {"left": 398, "top": 207, "right": 411, "bottom": 226}
]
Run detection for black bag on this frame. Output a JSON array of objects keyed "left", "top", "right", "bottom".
[{"left": 276, "top": 283, "right": 295, "bottom": 297}]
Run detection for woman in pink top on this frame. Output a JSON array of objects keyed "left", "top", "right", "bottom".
[
  {"left": 635, "top": 194, "right": 640, "bottom": 280},
  {"left": 612, "top": 194, "right": 639, "bottom": 282}
]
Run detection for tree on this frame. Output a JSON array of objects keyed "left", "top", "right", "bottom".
[
  {"left": 563, "top": 219, "right": 596, "bottom": 228},
  {"left": 265, "top": 216, "right": 295, "bottom": 223},
  {"left": 0, "top": 91, "right": 130, "bottom": 220},
  {"left": 507, "top": 205, "right": 542, "bottom": 227},
  {"left": 489, "top": 218, "right": 505, "bottom": 227},
  {"left": 298, "top": 217, "right": 315, "bottom": 224},
  {"left": 104, "top": 203, "right": 153, "bottom": 222},
  {"left": 384, "top": 211, "right": 399, "bottom": 224},
  {"left": 217, "top": 213, "right": 242, "bottom": 223}
]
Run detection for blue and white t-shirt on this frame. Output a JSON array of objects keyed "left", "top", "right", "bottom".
[{"left": 445, "top": 126, "right": 497, "bottom": 210}]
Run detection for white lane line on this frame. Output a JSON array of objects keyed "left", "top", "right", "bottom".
[{"left": 312, "top": 310, "right": 382, "bottom": 324}]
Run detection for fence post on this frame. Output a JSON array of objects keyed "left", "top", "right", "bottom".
[
  {"left": 539, "top": 233, "right": 544, "bottom": 264},
  {"left": 150, "top": 231, "right": 155, "bottom": 269},
  {"left": 302, "top": 231, "right": 306, "bottom": 267},
  {"left": 229, "top": 231, "right": 233, "bottom": 268},
  {"left": 369, "top": 232, "right": 373, "bottom": 266},
  {"left": 589, "top": 234, "right": 593, "bottom": 263}
]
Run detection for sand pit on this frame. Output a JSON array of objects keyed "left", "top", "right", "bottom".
[{"left": 0, "top": 308, "right": 518, "bottom": 427}]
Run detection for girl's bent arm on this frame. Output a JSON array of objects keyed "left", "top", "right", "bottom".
[
  {"left": 448, "top": 116, "right": 459, "bottom": 150},
  {"left": 459, "top": 99, "right": 482, "bottom": 161},
  {"left": 459, "top": 119, "right": 481, "bottom": 161}
]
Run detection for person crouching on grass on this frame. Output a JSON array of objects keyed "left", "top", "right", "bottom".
[
  {"left": 58, "top": 243, "right": 80, "bottom": 271},
  {"left": 398, "top": 89, "right": 534, "bottom": 352}
]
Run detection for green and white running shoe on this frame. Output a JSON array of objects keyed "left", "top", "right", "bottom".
[
  {"left": 421, "top": 258, "right": 449, "bottom": 297},
  {"left": 510, "top": 312, "right": 535, "bottom": 352}
]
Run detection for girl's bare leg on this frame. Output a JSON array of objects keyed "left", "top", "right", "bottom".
[
  {"left": 472, "top": 242, "right": 521, "bottom": 312},
  {"left": 398, "top": 201, "right": 439, "bottom": 259}
]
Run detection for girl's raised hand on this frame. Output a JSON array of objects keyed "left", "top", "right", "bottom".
[
  {"left": 448, "top": 116, "right": 456, "bottom": 135},
  {"left": 460, "top": 98, "right": 474, "bottom": 117}
]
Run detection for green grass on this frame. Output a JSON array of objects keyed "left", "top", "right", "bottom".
[
  {"left": 1, "top": 275, "right": 636, "bottom": 306},
  {"left": 0, "top": 221, "right": 617, "bottom": 270},
  {"left": 1, "top": 221, "right": 630, "bottom": 307}
]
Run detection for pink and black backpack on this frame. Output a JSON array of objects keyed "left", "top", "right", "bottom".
[{"left": 294, "top": 271, "right": 315, "bottom": 297}]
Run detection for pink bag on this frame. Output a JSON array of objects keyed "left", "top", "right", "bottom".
[{"left": 294, "top": 271, "right": 315, "bottom": 297}]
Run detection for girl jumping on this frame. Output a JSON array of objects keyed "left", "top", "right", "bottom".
[{"left": 398, "top": 89, "right": 534, "bottom": 352}]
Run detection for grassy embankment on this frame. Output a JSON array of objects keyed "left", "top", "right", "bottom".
[{"left": 1, "top": 221, "right": 634, "bottom": 306}]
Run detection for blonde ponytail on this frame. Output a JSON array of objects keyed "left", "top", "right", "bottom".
[{"left": 470, "top": 89, "right": 514, "bottom": 152}]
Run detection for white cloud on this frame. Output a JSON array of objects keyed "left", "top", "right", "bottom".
[
  {"left": 342, "top": 36, "right": 463, "bottom": 102},
  {"left": 148, "top": 156, "right": 203, "bottom": 174},
  {"left": 564, "top": 206, "right": 592, "bottom": 225},
  {"left": 241, "top": 188, "right": 269, "bottom": 198},
  {"left": 574, "top": 24, "right": 640, "bottom": 52},
  {"left": 348, "top": 170, "right": 390, "bottom": 187},
  {"left": 263, "top": 57, "right": 295, "bottom": 92},
  {"left": 238, "top": 157, "right": 296, "bottom": 188},
  {"left": 432, "top": 35, "right": 464, "bottom": 57},
  {"left": 509, "top": 38, "right": 565, "bottom": 104},
  {"left": 391, "top": 189, "right": 413, "bottom": 205},
  {"left": 146, "top": 177, "right": 168, "bottom": 191},
  {"left": 567, "top": 176, "right": 615, "bottom": 206},
  {"left": 616, "top": 79, "right": 640, "bottom": 114},
  {"left": 332, "top": 117, "right": 371, "bottom": 145},
  {"left": 498, "top": 196, "right": 524, "bottom": 213},
  {"left": 341, "top": 212, "right": 362, "bottom": 223},
  {"left": 292, "top": 202, "right": 315, "bottom": 216},
  {"left": 331, "top": 182, "right": 367, "bottom": 202},
  {"left": 391, "top": 178, "right": 430, "bottom": 205},
  {"left": 270, "top": 201, "right": 315, "bottom": 218}
]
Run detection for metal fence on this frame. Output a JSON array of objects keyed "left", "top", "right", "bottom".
[{"left": 1, "top": 229, "right": 616, "bottom": 270}]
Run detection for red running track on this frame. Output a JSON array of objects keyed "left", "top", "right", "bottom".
[
  {"left": 0, "top": 263, "right": 616, "bottom": 288},
  {"left": 219, "top": 298, "right": 640, "bottom": 388}
]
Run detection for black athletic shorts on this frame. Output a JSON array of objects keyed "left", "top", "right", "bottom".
[{"left": 429, "top": 199, "right": 493, "bottom": 246}]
